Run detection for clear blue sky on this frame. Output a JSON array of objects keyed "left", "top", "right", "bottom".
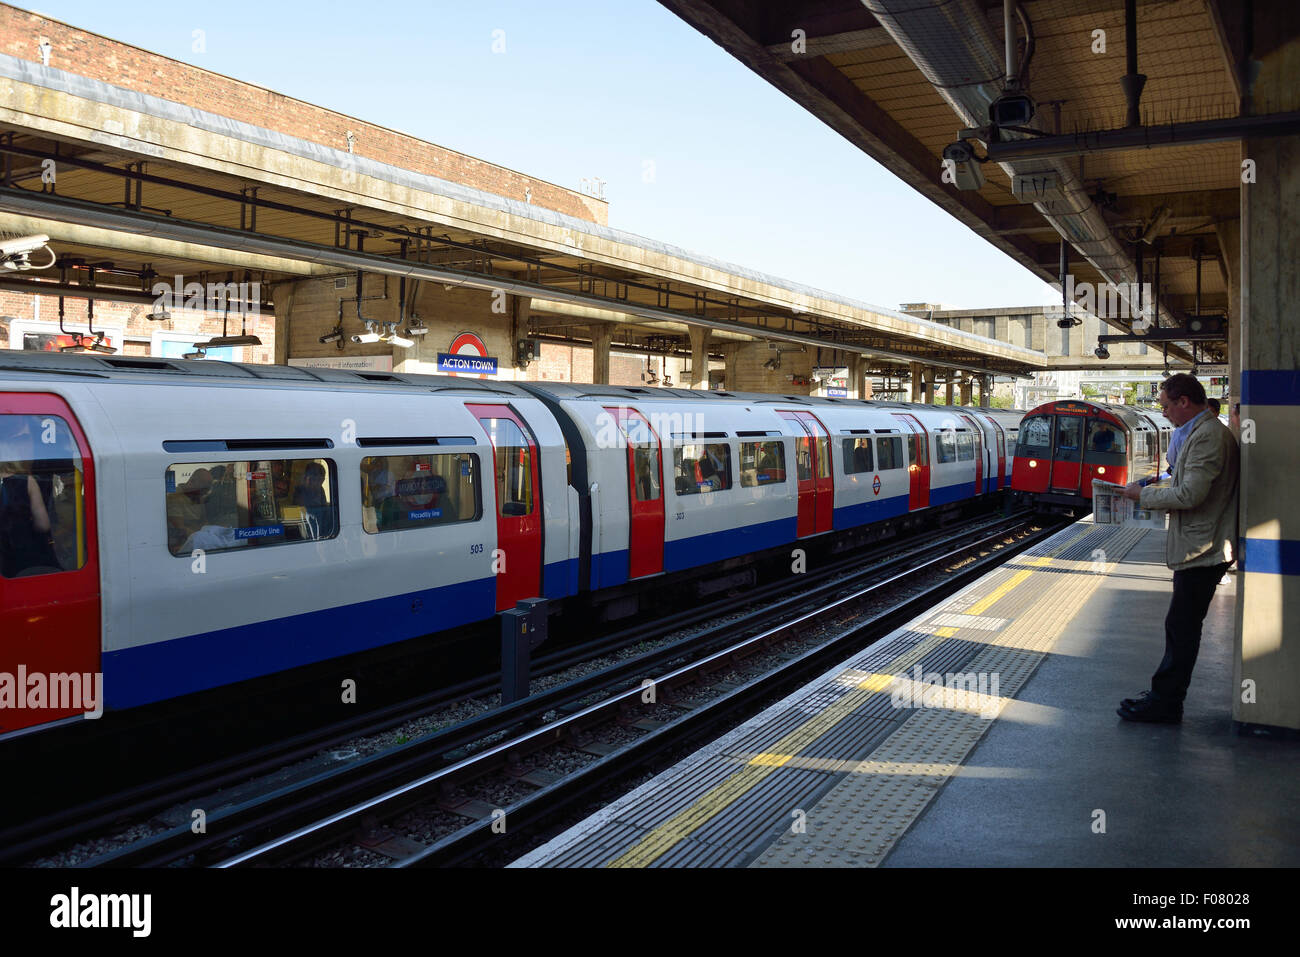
[{"left": 28, "top": 0, "right": 1059, "bottom": 310}]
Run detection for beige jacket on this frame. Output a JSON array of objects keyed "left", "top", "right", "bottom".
[{"left": 1139, "top": 411, "right": 1239, "bottom": 570}]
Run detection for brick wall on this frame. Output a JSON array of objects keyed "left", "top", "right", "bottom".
[
  {"left": 1, "top": 4, "right": 607, "bottom": 225},
  {"left": 0, "top": 289, "right": 274, "bottom": 361}
]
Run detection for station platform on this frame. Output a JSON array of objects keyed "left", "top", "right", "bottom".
[{"left": 514, "top": 517, "right": 1300, "bottom": 867}]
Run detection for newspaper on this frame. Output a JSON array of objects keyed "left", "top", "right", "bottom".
[{"left": 1092, "top": 478, "right": 1167, "bottom": 529}]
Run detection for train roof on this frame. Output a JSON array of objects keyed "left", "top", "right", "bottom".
[{"left": 1, "top": 352, "right": 1024, "bottom": 416}]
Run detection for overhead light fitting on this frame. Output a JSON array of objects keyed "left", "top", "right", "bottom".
[
  {"left": 183, "top": 348, "right": 207, "bottom": 360},
  {"left": 58, "top": 336, "right": 87, "bottom": 353},
  {"left": 146, "top": 307, "right": 172, "bottom": 322},
  {"left": 197, "top": 334, "right": 262, "bottom": 348}
]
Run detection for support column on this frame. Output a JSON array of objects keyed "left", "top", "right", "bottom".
[
  {"left": 271, "top": 280, "right": 296, "bottom": 366},
  {"left": 861, "top": 373, "right": 873, "bottom": 400},
  {"left": 979, "top": 375, "right": 992, "bottom": 408},
  {"left": 846, "top": 353, "right": 863, "bottom": 399},
  {"left": 944, "top": 374, "right": 954, "bottom": 406},
  {"left": 959, "top": 373, "right": 973, "bottom": 406},
  {"left": 590, "top": 323, "right": 612, "bottom": 385},
  {"left": 1236, "top": 56, "right": 1300, "bottom": 730},
  {"left": 923, "top": 365, "right": 937, "bottom": 404},
  {"left": 909, "top": 361, "right": 923, "bottom": 402},
  {"left": 1216, "top": 218, "right": 1241, "bottom": 406},
  {"left": 688, "top": 326, "right": 710, "bottom": 390}
]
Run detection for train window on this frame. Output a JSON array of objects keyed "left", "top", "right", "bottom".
[
  {"left": 740, "top": 441, "right": 787, "bottom": 487},
  {"left": 957, "top": 433, "right": 975, "bottom": 461},
  {"left": 674, "top": 443, "right": 732, "bottom": 495},
  {"left": 0, "top": 414, "right": 85, "bottom": 578},
  {"left": 362, "top": 453, "right": 480, "bottom": 534},
  {"left": 1086, "top": 421, "right": 1127, "bottom": 454},
  {"left": 1055, "top": 416, "right": 1082, "bottom": 453},
  {"left": 876, "top": 436, "right": 904, "bottom": 470},
  {"left": 479, "top": 418, "right": 534, "bottom": 517},
  {"left": 841, "top": 438, "right": 873, "bottom": 474},
  {"left": 935, "top": 432, "right": 958, "bottom": 464},
  {"left": 1016, "top": 416, "right": 1052, "bottom": 455},
  {"left": 165, "top": 458, "right": 339, "bottom": 555}
]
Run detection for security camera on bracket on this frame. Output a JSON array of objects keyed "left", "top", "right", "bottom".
[{"left": 1, "top": 234, "right": 56, "bottom": 270}]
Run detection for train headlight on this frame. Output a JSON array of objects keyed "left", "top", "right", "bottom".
[
  {"left": 1097, "top": 466, "right": 1106, "bottom": 475},
  {"left": 1029, "top": 460, "right": 1037, "bottom": 468}
]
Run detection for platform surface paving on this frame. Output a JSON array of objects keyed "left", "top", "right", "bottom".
[{"left": 513, "top": 518, "right": 1300, "bottom": 867}]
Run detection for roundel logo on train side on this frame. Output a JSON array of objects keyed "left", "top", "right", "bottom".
[
  {"left": 872, "top": 475, "right": 881, "bottom": 496},
  {"left": 438, "top": 332, "right": 498, "bottom": 379}
]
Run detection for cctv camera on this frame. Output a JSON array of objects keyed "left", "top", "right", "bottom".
[
  {"left": 0, "top": 234, "right": 49, "bottom": 258},
  {"left": 0, "top": 233, "right": 54, "bottom": 270},
  {"left": 1095, "top": 345, "right": 1110, "bottom": 360},
  {"left": 941, "top": 142, "right": 985, "bottom": 191}
]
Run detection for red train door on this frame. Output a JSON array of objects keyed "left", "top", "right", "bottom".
[
  {"left": 957, "top": 413, "right": 984, "bottom": 495},
  {"left": 1049, "top": 413, "right": 1084, "bottom": 495},
  {"left": 605, "top": 406, "right": 664, "bottom": 578},
  {"left": 891, "top": 412, "right": 930, "bottom": 509},
  {"left": 466, "top": 404, "right": 542, "bottom": 612},
  {"left": 778, "top": 412, "right": 815, "bottom": 537},
  {"left": 793, "top": 411, "right": 833, "bottom": 533},
  {"left": 0, "top": 394, "right": 101, "bottom": 733}
]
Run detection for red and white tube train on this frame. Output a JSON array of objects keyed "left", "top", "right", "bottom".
[
  {"left": 1, "top": 351, "right": 1022, "bottom": 736},
  {"left": 1009, "top": 398, "right": 1173, "bottom": 512}
]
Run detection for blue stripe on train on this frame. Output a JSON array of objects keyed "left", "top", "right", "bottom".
[
  {"left": 664, "top": 516, "right": 797, "bottom": 573},
  {"left": 103, "top": 570, "right": 524, "bottom": 709},
  {"left": 544, "top": 556, "right": 580, "bottom": 599},
  {"left": 591, "top": 548, "right": 630, "bottom": 590},
  {"left": 929, "top": 481, "right": 976, "bottom": 506},
  {"left": 833, "top": 493, "right": 909, "bottom": 530}
]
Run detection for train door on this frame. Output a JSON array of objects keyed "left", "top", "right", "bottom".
[
  {"left": 604, "top": 406, "right": 664, "bottom": 579},
  {"left": 0, "top": 394, "right": 101, "bottom": 733},
  {"left": 891, "top": 412, "right": 930, "bottom": 509},
  {"left": 1048, "top": 413, "right": 1084, "bottom": 495},
  {"left": 957, "top": 413, "right": 985, "bottom": 495},
  {"left": 778, "top": 411, "right": 833, "bottom": 536},
  {"left": 466, "top": 404, "right": 542, "bottom": 612},
  {"left": 793, "top": 411, "right": 833, "bottom": 533},
  {"left": 777, "top": 412, "right": 815, "bottom": 537}
]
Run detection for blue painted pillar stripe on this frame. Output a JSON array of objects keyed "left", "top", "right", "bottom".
[
  {"left": 1240, "top": 370, "right": 1300, "bottom": 405},
  {"left": 1239, "top": 538, "right": 1300, "bottom": 575}
]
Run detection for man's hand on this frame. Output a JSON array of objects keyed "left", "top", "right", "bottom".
[{"left": 1122, "top": 481, "right": 1144, "bottom": 502}]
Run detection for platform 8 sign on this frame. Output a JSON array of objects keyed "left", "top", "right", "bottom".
[{"left": 438, "top": 332, "right": 498, "bottom": 377}]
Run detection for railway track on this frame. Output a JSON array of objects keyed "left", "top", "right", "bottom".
[
  {"left": 58, "top": 512, "right": 1061, "bottom": 868},
  {"left": 3, "top": 505, "right": 1016, "bottom": 865}
]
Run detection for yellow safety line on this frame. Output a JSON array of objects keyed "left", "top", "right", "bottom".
[{"left": 604, "top": 525, "right": 1098, "bottom": 867}]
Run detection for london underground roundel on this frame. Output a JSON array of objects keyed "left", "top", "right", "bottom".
[{"left": 438, "top": 332, "right": 498, "bottom": 379}]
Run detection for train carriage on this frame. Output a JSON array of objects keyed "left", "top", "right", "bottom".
[
  {"left": 1010, "top": 398, "right": 1171, "bottom": 512},
  {"left": 2, "top": 351, "right": 1022, "bottom": 736}
]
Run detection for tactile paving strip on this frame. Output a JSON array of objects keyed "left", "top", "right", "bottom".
[
  {"left": 517, "top": 520, "right": 1150, "bottom": 868},
  {"left": 751, "top": 523, "right": 1149, "bottom": 867}
]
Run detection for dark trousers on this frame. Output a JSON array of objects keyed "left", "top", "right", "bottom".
[{"left": 1151, "top": 562, "right": 1231, "bottom": 702}]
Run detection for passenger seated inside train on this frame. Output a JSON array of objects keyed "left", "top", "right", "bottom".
[
  {"left": 291, "top": 461, "right": 335, "bottom": 539},
  {"left": 1089, "top": 425, "right": 1118, "bottom": 452},
  {"left": 0, "top": 416, "right": 59, "bottom": 578}
]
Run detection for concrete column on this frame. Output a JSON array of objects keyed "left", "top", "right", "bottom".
[
  {"left": 959, "top": 373, "right": 973, "bottom": 406},
  {"left": 979, "top": 375, "right": 992, "bottom": 408},
  {"left": 1235, "top": 54, "right": 1300, "bottom": 730},
  {"left": 909, "top": 361, "right": 923, "bottom": 402},
  {"left": 923, "top": 365, "right": 937, "bottom": 404},
  {"left": 845, "top": 353, "right": 863, "bottom": 399},
  {"left": 861, "top": 374, "right": 873, "bottom": 400},
  {"left": 271, "top": 280, "right": 296, "bottom": 365},
  {"left": 723, "top": 344, "right": 738, "bottom": 393},
  {"left": 944, "top": 374, "right": 954, "bottom": 406},
  {"left": 688, "top": 326, "right": 710, "bottom": 390},
  {"left": 590, "top": 323, "right": 612, "bottom": 385}
]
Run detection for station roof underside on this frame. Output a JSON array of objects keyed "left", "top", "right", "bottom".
[
  {"left": 0, "top": 49, "right": 1043, "bottom": 378},
  {"left": 657, "top": 0, "right": 1295, "bottom": 368}
]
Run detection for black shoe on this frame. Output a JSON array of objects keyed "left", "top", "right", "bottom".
[
  {"left": 1120, "top": 690, "right": 1154, "bottom": 710},
  {"left": 1117, "top": 695, "right": 1182, "bottom": 723}
]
